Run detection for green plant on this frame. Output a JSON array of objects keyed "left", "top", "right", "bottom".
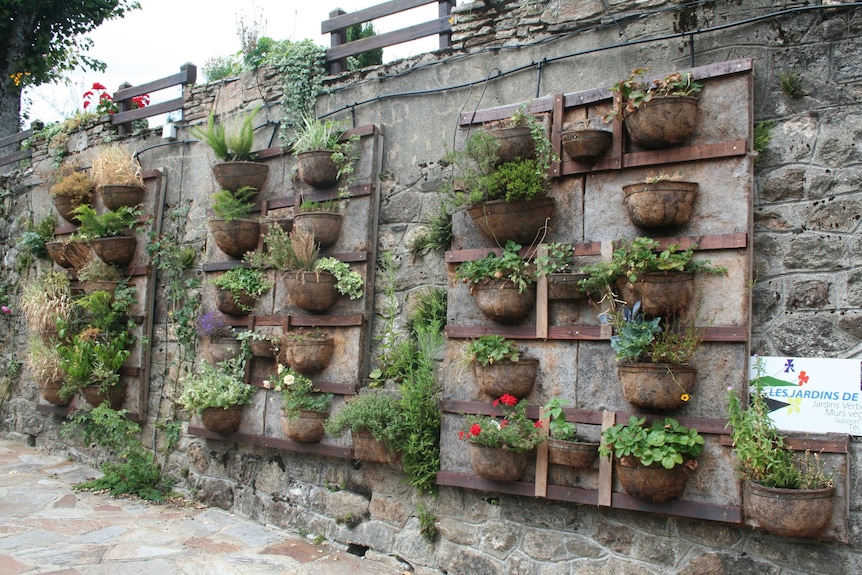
[
  {"left": 245, "top": 225, "right": 307, "bottom": 271},
  {"left": 21, "top": 271, "right": 75, "bottom": 335},
  {"left": 324, "top": 391, "right": 406, "bottom": 450},
  {"left": 459, "top": 394, "right": 544, "bottom": 452},
  {"left": 16, "top": 214, "right": 57, "bottom": 263},
  {"left": 604, "top": 67, "right": 704, "bottom": 121},
  {"left": 578, "top": 237, "right": 726, "bottom": 295},
  {"left": 455, "top": 240, "right": 535, "bottom": 293},
  {"left": 270, "top": 39, "right": 327, "bottom": 139},
  {"left": 643, "top": 170, "right": 683, "bottom": 184},
  {"left": 408, "top": 205, "right": 453, "bottom": 257},
  {"left": 726, "top": 357, "right": 834, "bottom": 489},
  {"left": 291, "top": 117, "right": 361, "bottom": 194},
  {"left": 191, "top": 108, "right": 260, "bottom": 162},
  {"left": 265, "top": 363, "right": 332, "bottom": 417},
  {"left": 416, "top": 502, "right": 439, "bottom": 543},
  {"left": 50, "top": 168, "right": 94, "bottom": 200},
  {"left": 76, "top": 259, "right": 124, "bottom": 283},
  {"left": 57, "top": 324, "right": 133, "bottom": 400},
  {"left": 544, "top": 397, "right": 577, "bottom": 441},
  {"left": 178, "top": 355, "right": 255, "bottom": 413},
  {"left": 211, "top": 186, "right": 257, "bottom": 220},
  {"left": 463, "top": 335, "right": 521, "bottom": 366},
  {"left": 299, "top": 199, "right": 340, "bottom": 212},
  {"left": 534, "top": 242, "right": 576, "bottom": 275},
  {"left": 779, "top": 70, "right": 807, "bottom": 99},
  {"left": 209, "top": 267, "right": 272, "bottom": 312},
  {"left": 753, "top": 120, "right": 776, "bottom": 164},
  {"left": 314, "top": 257, "right": 364, "bottom": 299},
  {"left": 235, "top": 329, "right": 274, "bottom": 357},
  {"left": 70, "top": 205, "right": 140, "bottom": 240},
  {"left": 599, "top": 415, "right": 704, "bottom": 469},
  {"left": 91, "top": 146, "right": 143, "bottom": 188}
]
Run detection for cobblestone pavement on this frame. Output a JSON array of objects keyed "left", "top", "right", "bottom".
[{"left": 0, "top": 438, "right": 407, "bottom": 575}]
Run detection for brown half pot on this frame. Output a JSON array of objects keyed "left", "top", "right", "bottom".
[
  {"left": 282, "top": 410, "right": 327, "bottom": 443},
  {"left": 209, "top": 218, "right": 260, "bottom": 259},
  {"left": 623, "top": 96, "right": 699, "bottom": 149},
  {"left": 284, "top": 271, "right": 340, "bottom": 313},
  {"left": 618, "top": 271, "right": 695, "bottom": 318},
  {"left": 296, "top": 150, "right": 339, "bottom": 189},
  {"left": 560, "top": 129, "right": 613, "bottom": 161},
  {"left": 618, "top": 362, "right": 696, "bottom": 411},
  {"left": 470, "top": 444, "right": 531, "bottom": 482},
  {"left": 91, "top": 236, "right": 137, "bottom": 267},
  {"left": 615, "top": 456, "right": 697, "bottom": 502},
  {"left": 473, "top": 357, "right": 538, "bottom": 400},
  {"left": 467, "top": 197, "right": 555, "bottom": 245},
  {"left": 486, "top": 126, "right": 536, "bottom": 164},
  {"left": 214, "top": 287, "right": 256, "bottom": 317},
  {"left": 623, "top": 181, "right": 698, "bottom": 229},
  {"left": 471, "top": 280, "right": 536, "bottom": 323},
  {"left": 352, "top": 430, "right": 400, "bottom": 464},
  {"left": 277, "top": 335, "right": 334, "bottom": 374},
  {"left": 293, "top": 212, "right": 343, "bottom": 248},
  {"left": 81, "top": 382, "right": 128, "bottom": 410},
  {"left": 745, "top": 481, "right": 835, "bottom": 538},
  {"left": 98, "top": 184, "right": 145, "bottom": 210},
  {"left": 547, "top": 439, "right": 600, "bottom": 468},
  {"left": 212, "top": 161, "right": 268, "bottom": 193},
  {"left": 201, "top": 405, "right": 244, "bottom": 433}
]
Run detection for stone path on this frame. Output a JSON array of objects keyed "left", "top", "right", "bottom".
[{"left": 0, "top": 439, "right": 407, "bottom": 575}]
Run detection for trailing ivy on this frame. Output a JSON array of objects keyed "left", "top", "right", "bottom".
[{"left": 265, "top": 39, "right": 328, "bottom": 143}]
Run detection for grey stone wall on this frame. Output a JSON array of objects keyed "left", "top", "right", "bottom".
[{"left": 1, "top": 1, "right": 861, "bottom": 574}]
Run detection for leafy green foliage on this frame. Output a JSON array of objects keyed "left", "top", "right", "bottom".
[
  {"left": 76, "top": 259, "right": 124, "bottom": 282},
  {"left": 605, "top": 67, "right": 704, "bottom": 121},
  {"left": 70, "top": 204, "right": 140, "bottom": 240},
  {"left": 203, "top": 54, "right": 242, "bottom": 82},
  {"left": 753, "top": 120, "right": 776, "bottom": 164},
  {"left": 408, "top": 205, "right": 453, "bottom": 257},
  {"left": 16, "top": 214, "right": 57, "bottom": 263},
  {"left": 416, "top": 502, "right": 438, "bottom": 543},
  {"left": 291, "top": 117, "right": 344, "bottom": 153},
  {"left": 779, "top": 70, "right": 807, "bottom": 99},
  {"left": 178, "top": 356, "right": 255, "bottom": 413},
  {"left": 314, "top": 257, "right": 363, "bottom": 299},
  {"left": 209, "top": 267, "right": 271, "bottom": 312},
  {"left": 455, "top": 241, "right": 535, "bottom": 293},
  {"left": 607, "top": 301, "right": 662, "bottom": 363},
  {"left": 190, "top": 108, "right": 260, "bottom": 162},
  {"left": 603, "top": 301, "right": 700, "bottom": 365},
  {"left": 534, "top": 242, "right": 576, "bottom": 275},
  {"left": 463, "top": 335, "right": 521, "bottom": 366},
  {"left": 324, "top": 391, "right": 406, "bottom": 448},
  {"left": 544, "top": 397, "right": 578, "bottom": 441},
  {"left": 211, "top": 186, "right": 257, "bottom": 221},
  {"left": 599, "top": 416, "right": 704, "bottom": 469},
  {"left": 346, "top": 23, "right": 383, "bottom": 70},
  {"left": 267, "top": 364, "right": 332, "bottom": 417}
]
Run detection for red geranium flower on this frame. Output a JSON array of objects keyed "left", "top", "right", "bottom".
[
  {"left": 469, "top": 423, "right": 482, "bottom": 437},
  {"left": 92, "top": 82, "right": 106, "bottom": 90},
  {"left": 498, "top": 394, "right": 518, "bottom": 407}
]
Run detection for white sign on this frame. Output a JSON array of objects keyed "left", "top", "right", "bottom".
[{"left": 749, "top": 356, "right": 862, "bottom": 436}]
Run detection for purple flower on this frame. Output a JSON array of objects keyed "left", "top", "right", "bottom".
[{"left": 195, "top": 310, "right": 233, "bottom": 339}]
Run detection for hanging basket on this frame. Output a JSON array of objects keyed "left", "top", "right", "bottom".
[
  {"left": 470, "top": 444, "right": 531, "bottom": 482},
  {"left": 619, "top": 271, "right": 695, "bottom": 318},
  {"left": 467, "top": 197, "right": 555, "bottom": 245},
  {"left": 618, "top": 363, "right": 696, "bottom": 411},
  {"left": 98, "top": 184, "right": 145, "bottom": 210},
  {"left": 352, "top": 430, "right": 400, "bottom": 463},
  {"left": 277, "top": 334, "right": 334, "bottom": 374},
  {"left": 745, "top": 481, "right": 835, "bottom": 538},
  {"left": 201, "top": 405, "right": 244, "bottom": 433},
  {"left": 209, "top": 218, "right": 261, "bottom": 259},
  {"left": 282, "top": 410, "right": 328, "bottom": 443},
  {"left": 91, "top": 235, "right": 137, "bottom": 267},
  {"left": 623, "top": 96, "right": 699, "bottom": 149},
  {"left": 45, "top": 241, "right": 73, "bottom": 268},
  {"left": 547, "top": 272, "right": 589, "bottom": 301},
  {"left": 81, "top": 382, "right": 128, "bottom": 410},
  {"left": 486, "top": 126, "right": 536, "bottom": 164},
  {"left": 53, "top": 195, "right": 90, "bottom": 224},
  {"left": 214, "top": 287, "right": 256, "bottom": 317},
  {"left": 473, "top": 357, "right": 538, "bottom": 400},
  {"left": 65, "top": 240, "right": 93, "bottom": 271},
  {"left": 202, "top": 337, "right": 242, "bottom": 364},
  {"left": 471, "top": 280, "right": 536, "bottom": 323},
  {"left": 560, "top": 129, "right": 613, "bottom": 161},
  {"left": 615, "top": 456, "right": 696, "bottom": 502},
  {"left": 39, "top": 379, "right": 71, "bottom": 407},
  {"left": 547, "top": 439, "right": 600, "bottom": 468},
  {"left": 293, "top": 211, "right": 343, "bottom": 248},
  {"left": 283, "top": 271, "right": 340, "bottom": 312},
  {"left": 212, "top": 161, "right": 268, "bottom": 193},
  {"left": 623, "top": 181, "right": 698, "bottom": 229},
  {"left": 296, "top": 150, "right": 339, "bottom": 189}
]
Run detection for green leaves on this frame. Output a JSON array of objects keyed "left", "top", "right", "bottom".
[
  {"left": 178, "top": 356, "right": 255, "bottom": 413},
  {"left": 599, "top": 416, "right": 704, "bottom": 469},
  {"left": 211, "top": 185, "right": 257, "bottom": 221},
  {"left": 456, "top": 241, "right": 535, "bottom": 293},
  {"left": 464, "top": 335, "right": 521, "bottom": 366}
]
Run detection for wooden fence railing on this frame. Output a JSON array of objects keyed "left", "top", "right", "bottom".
[
  {"left": 323, "top": 0, "right": 456, "bottom": 74},
  {"left": 0, "top": 128, "right": 34, "bottom": 170}
]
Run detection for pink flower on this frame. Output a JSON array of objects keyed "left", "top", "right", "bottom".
[{"left": 0, "top": 306, "right": 10, "bottom": 315}]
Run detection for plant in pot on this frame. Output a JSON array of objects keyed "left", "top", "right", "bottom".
[
  {"left": 293, "top": 199, "right": 343, "bottom": 248},
  {"left": 265, "top": 363, "right": 333, "bottom": 443},
  {"left": 463, "top": 335, "right": 538, "bottom": 399},
  {"left": 179, "top": 355, "right": 255, "bottom": 433},
  {"left": 456, "top": 240, "right": 536, "bottom": 323},
  {"left": 195, "top": 310, "right": 239, "bottom": 363},
  {"left": 21, "top": 271, "right": 75, "bottom": 342},
  {"left": 70, "top": 204, "right": 141, "bottom": 267},
  {"left": 26, "top": 336, "right": 68, "bottom": 406},
  {"left": 209, "top": 185, "right": 261, "bottom": 259},
  {"left": 622, "top": 171, "right": 699, "bottom": 229},
  {"left": 208, "top": 266, "right": 272, "bottom": 316},
  {"left": 559, "top": 118, "right": 613, "bottom": 162},
  {"left": 76, "top": 259, "right": 125, "bottom": 294},
  {"left": 458, "top": 394, "right": 544, "bottom": 482},
  {"left": 578, "top": 237, "right": 726, "bottom": 318},
  {"left": 604, "top": 67, "right": 704, "bottom": 149},
  {"left": 534, "top": 242, "right": 588, "bottom": 301},
  {"left": 290, "top": 116, "right": 360, "bottom": 191},
  {"left": 483, "top": 103, "right": 553, "bottom": 165},
  {"left": 235, "top": 330, "right": 276, "bottom": 359},
  {"left": 50, "top": 165, "right": 94, "bottom": 224},
  {"left": 18, "top": 213, "right": 58, "bottom": 267},
  {"left": 324, "top": 390, "right": 406, "bottom": 463},
  {"left": 191, "top": 107, "right": 268, "bottom": 192},
  {"left": 91, "top": 146, "right": 145, "bottom": 209},
  {"left": 599, "top": 415, "right": 704, "bottom": 502},
  {"left": 543, "top": 397, "right": 599, "bottom": 468},
  {"left": 274, "top": 328, "right": 334, "bottom": 374},
  {"left": 726, "top": 356, "right": 836, "bottom": 538}
]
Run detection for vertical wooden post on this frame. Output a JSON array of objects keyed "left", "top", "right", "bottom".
[
  {"left": 536, "top": 244, "right": 549, "bottom": 340},
  {"left": 534, "top": 406, "right": 551, "bottom": 497},
  {"left": 329, "top": 9, "right": 347, "bottom": 75},
  {"left": 439, "top": 0, "right": 456, "bottom": 49},
  {"left": 597, "top": 410, "right": 616, "bottom": 506},
  {"left": 115, "top": 81, "right": 133, "bottom": 136}
]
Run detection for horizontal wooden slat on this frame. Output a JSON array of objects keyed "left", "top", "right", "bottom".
[
  {"left": 188, "top": 426, "right": 353, "bottom": 458},
  {"left": 0, "top": 127, "right": 33, "bottom": 148},
  {"left": 322, "top": 0, "right": 438, "bottom": 32},
  {"left": 719, "top": 433, "right": 849, "bottom": 454},
  {"left": 202, "top": 252, "right": 369, "bottom": 272},
  {"left": 111, "top": 97, "right": 184, "bottom": 125},
  {"left": 546, "top": 325, "right": 609, "bottom": 340},
  {"left": 0, "top": 148, "right": 32, "bottom": 167},
  {"left": 113, "top": 64, "right": 197, "bottom": 101},
  {"left": 460, "top": 95, "right": 556, "bottom": 126},
  {"left": 327, "top": 17, "right": 451, "bottom": 61},
  {"left": 445, "top": 325, "right": 538, "bottom": 339},
  {"left": 620, "top": 140, "right": 748, "bottom": 169},
  {"left": 612, "top": 491, "right": 742, "bottom": 523},
  {"left": 224, "top": 314, "right": 365, "bottom": 328}
]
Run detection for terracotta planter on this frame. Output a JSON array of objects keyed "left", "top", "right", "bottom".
[
  {"left": 39, "top": 379, "right": 71, "bottom": 407},
  {"left": 745, "top": 481, "right": 835, "bottom": 538},
  {"left": 45, "top": 241, "right": 73, "bottom": 268},
  {"left": 202, "top": 337, "right": 242, "bottom": 364},
  {"left": 471, "top": 280, "right": 536, "bottom": 323},
  {"left": 623, "top": 181, "right": 698, "bottom": 229},
  {"left": 623, "top": 96, "right": 699, "bottom": 149},
  {"left": 296, "top": 150, "right": 339, "bottom": 189},
  {"left": 282, "top": 410, "right": 327, "bottom": 443},
  {"left": 201, "top": 405, "right": 244, "bottom": 433},
  {"left": 212, "top": 161, "right": 268, "bottom": 193},
  {"left": 293, "top": 211, "right": 343, "bottom": 248},
  {"left": 560, "top": 129, "right": 613, "bottom": 160},
  {"left": 53, "top": 195, "right": 90, "bottom": 224},
  {"left": 215, "top": 287, "right": 256, "bottom": 316},
  {"left": 98, "top": 184, "right": 145, "bottom": 210},
  {"left": 470, "top": 444, "right": 531, "bottom": 482},
  {"left": 487, "top": 126, "right": 535, "bottom": 164},
  {"left": 618, "top": 363, "right": 696, "bottom": 411},
  {"left": 352, "top": 430, "right": 399, "bottom": 463},
  {"left": 209, "top": 218, "right": 260, "bottom": 259},
  {"left": 65, "top": 240, "right": 93, "bottom": 271},
  {"left": 620, "top": 271, "right": 695, "bottom": 318},
  {"left": 81, "top": 382, "right": 128, "bottom": 410},
  {"left": 473, "top": 357, "right": 538, "bottom": 400},
  {"left": 547, "top": 272, "right": 588, "bottom": 301},
  {"left": 547, "top": 438, "right": 600, "bottom": 468},
  {"left": 467, "top": 197, "right": 555, "bottom": 245},
  {"left": 615, "top": 456, "right": 696, "bottom": 502},
  {"left": 284, "top": 271, "right": 340, "bottom": 312},
  {"left": 277, "top": 335, "right": 334, "bottom": 374},
  {"left": 91, "top": 235, "right": 137, "bottom": 267},
  {"left": 79, "top": 280, "right": 119, "bottom": 296}
]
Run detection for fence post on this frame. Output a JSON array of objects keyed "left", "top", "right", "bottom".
[
  {"left": 439, "top": 0, "right": 456, "bottom": 49},
  {"left": 329, "top": 8, "right": 348, "bottom": 75},
  {"left": 115, "top": 81, "right": 133, "bottom": 136}
]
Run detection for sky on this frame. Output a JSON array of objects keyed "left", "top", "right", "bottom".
[{"left": 23, "top": 0, "right": 441, "bottom": 128}]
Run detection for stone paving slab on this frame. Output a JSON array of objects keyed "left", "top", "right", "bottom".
[{"left": 0, "top": 439, "right": 407, "bottom": 575}]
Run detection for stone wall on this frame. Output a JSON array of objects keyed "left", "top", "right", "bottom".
[{"left": 1, "top": 1, "right": 861, "bottom": 574}]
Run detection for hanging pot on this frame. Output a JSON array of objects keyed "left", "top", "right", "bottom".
[
  {"left": 98, "top": 184, "right": 145, "bottom": 210},
  {"left": 473, "top": 357, "right": 538, "bottom": 400},
  {"left": 296, "top": 150, "right": 339, "bottom": 189},
  {"left": 486, "top": 126, "right": 536, "bottom": 164},
  {"left": 45, "top": 241, "right": 73, "bottom": 268},
  {"left": 293, "top": 211, "right": 343, "bottom": 248},
  {"left": 52, "top": 195, "right": 90, "bottom": 224},
  {"left": 470, "top": 443, "right": 531, "bottom": 482},
  {"left": 91, "top": 236, "right": 137, "bottom": 267},
  {"left": 745, "top": 481, "right": 835, "bottom": 538},
  {"left": 623, "top": 181, "right": 698, "bottom": 229},
  {"left": 615, "top": 455, "right": 696, "bottom": 502},
  {"left": 547, "top": 272, "right": 589, "bottom": 301},
  {"left": 209, "top": 218, "right": 260, "bottom": 259},
  {"left": 467, "top": 197, "right": 555, "bottom": 245},
  {"left": 547, "top": 439, "right": 600, "bottom": 468},
  {"left": 619, "top": 271, "right": 695, "bottom": 318},
  {"left": 39, "top": 379, "right": 71, "bottom": 407},
  {"left": 560, "top": 129, "right": 613, "bottom": 161},
  {"left": 202, "top": 336, "right": 242, "bottom": 364},
  {"left": 284, "top": 271, "right": 340, "bottom": 313},
  {"left": 277, "top": 334, "right": 334, "bottom": 374},
  {"left": 214, "top": 287, "right": 256, "bottom": 317},
  {"left": 471, "top": 280, "right": 536, "bottom": 323},
  {"left": 248, "top": 338, "right": 276, "bottom": 358},
  {"left": 212, "top": 161, "right": 268, "bottom": 193},
  {"left": 618, "top": 363, "right": 696, "bottom": 411},
  {"left": 201, "top": 405, "right": 244, "bottom": 433},
  {"left": 282, "top": 410, "right": 328, "bottom": 443},
  {"left": 352, "top": 430, "right": 400, "bottom": 463},
  {"left": 65, "top": 240, "right": 93, "bottom": 271},
  {"left": 623, "top": 96, "right": 699, "bottom": 149},
  {"left": 81, "top": 382, "right": 128, "bottom": 410}
]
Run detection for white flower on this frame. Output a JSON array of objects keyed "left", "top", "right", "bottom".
[{"left": 262, "top": 379, "right": 272, "bottom": 389}]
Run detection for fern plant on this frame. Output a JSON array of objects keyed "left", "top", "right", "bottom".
[
  {"left": 70, "top": 205, "right": 140, "bottom": 240},
  {"left": 211, "top": 186, "right": 257, "bottom": 221}
]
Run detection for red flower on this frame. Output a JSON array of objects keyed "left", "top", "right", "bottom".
[
  {"left": 498, "top": 394, "right": 518, "bottom": 407},
  {"left": 469, "top": 424, "right": 482, "bottom": 437},
  {"left": 458, "top": 431, "right": 465, "bottom": 440},
  {"left": 83, "top": 101, "right": 90, "bottom": 109},
  {"left": 534, "top": 420, "right": 543, "bottom": 428},
  {"left": 500, "top": 419, "right": 509, "bottom": 428},
  {"left": 92, "top": 82, "right": 106, "bottom": 90},
  {"left": 798, "top": 371, "right": 809, "bottom": 386}
]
